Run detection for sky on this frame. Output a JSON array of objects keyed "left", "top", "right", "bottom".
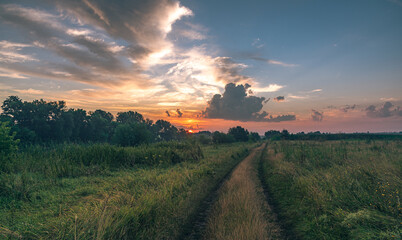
[{"left": 0, "top": 0, "right": 401, "bottom": 133}]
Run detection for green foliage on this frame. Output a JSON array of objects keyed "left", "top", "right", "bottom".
[
  {"left": 228, "top": 126, "right": 249, "bottom": 142},
  {"left": 0, "top": 96, "right": 192, "bottom": 145},
  {"left": 261, "top": 140, "right": 402, "bottom": 239},
  {"left": 212, "top": 131, "right": 235, "bottom": 144},
  {"left": 112, "top": 122, "right": 152, "bottom": 146},
  {"left": 152, "top": 119, "right": 178, "bottom": 141},
  {"left": 0, "top": 142, "right": 254, "bottom": 239},
  {"left": 0, "top": 122, "right": 19, "bottom": 155},
  {"left": 249, "top": 132, "right": 261, "bottom": 141},
  {"left": 196, "top": 134, "right": 212, "bottom": 145},
  {"left": 116, "top": 111, "right": 145, "bottom": 124}
]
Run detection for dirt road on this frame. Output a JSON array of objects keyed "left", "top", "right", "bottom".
[{"left": 201, "top": 143, "right": 284, "bottom": 240}]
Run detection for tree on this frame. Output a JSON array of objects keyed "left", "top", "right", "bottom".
[
  {"left": 152, "top": 120, "right": 178, "bottom": 141},
  {"left": 112, "top": 122, "right": 151, "bottom": 146},
  {"left": 88, "top": 110, "right": 114, "bottom": 142},
  {"left": 228, "top": 126, "right": 249, "bottom": 142},
  {"left": 249, "top": 132, "right": 261, "bottom": 141},
  {"left": 116, "top": 111, "right": 145, "bottom": 124},
  {"left": 264, "top": 130, "right": 281, "bottom": 140},
  {"left": 212, "top": 131, "right": 235, "bottom": 144},
  {"left": 281, "top": 129, "right": 290, "bottom": 140}
]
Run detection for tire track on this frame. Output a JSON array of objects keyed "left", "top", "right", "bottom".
[{"left": 194, "top": 143, "right": 284, "bottom": 240}]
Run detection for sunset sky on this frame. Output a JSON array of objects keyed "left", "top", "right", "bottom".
[{"left": 0, "top": 0, "right": 401, "bottom": 133}]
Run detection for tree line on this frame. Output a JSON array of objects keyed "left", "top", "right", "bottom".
[
  {"left": 264, "top": 130, "right": 402, "bottom": 141},
  {"left": 0, "top": 96, "right": 188, "bottom": 146},
  {"left": 0, "top": 96, "right": 263, "bottom": 149}
]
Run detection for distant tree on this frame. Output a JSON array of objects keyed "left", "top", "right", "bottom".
[
  {"left": 116, "top": 111, "right": 145, "bottom": 124},
  {"left": 152, "top": 120, "right": 178, "bottom": 141},
  {"left": 88, "top": 110, "right": 114, "bottom": 142},
  {"left": 67, "top": 109, "right": 89, "bottom": 142},
  {"left": 281, "top": 129, "right": 290, "bottom": 140},
  {"left": 212, "top": 131, "right": 235, "bottom": 144},
  {"left": 228, "top": 126, "right": 249, "bottom": 142},
  {"left": 177, "top": 128, "right": 188, "bottom": 140},
  {"left": 1, "top": 96, "right": 23, "bottom": 122},
  {"left": 264, "top": 130, "right": 281, "bottom": 140},
  {"left": 196, "top": 134, "right": 212, "bottom": 145},
  {"left": 1, "top": 96, "right": 69, "bottom": 142},
  {"left": 112, "top": 122, "right": 151, "bottom": 146},
  {"left": 249, "top": 132, "right": 261, "bottom": 141}
]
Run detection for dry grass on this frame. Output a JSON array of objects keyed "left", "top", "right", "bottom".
[{"left": 203, "top": 144, "right": 283, "bottom": 240}]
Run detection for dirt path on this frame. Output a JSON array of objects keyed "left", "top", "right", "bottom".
[{"left": 200, "top": 143, "right": 284, "bottom": 240}]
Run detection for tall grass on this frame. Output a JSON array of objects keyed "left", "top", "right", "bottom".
[
  {"left": 0, "top": 142, "right": 254, "bottom": 239},
  {"left": 261, "top": 140, "right": 401, "bottom": 239}
]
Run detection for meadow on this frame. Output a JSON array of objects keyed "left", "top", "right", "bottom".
[
  {"left": 0, "top": 141, "right": 256, "bottom": 239},
  {"left": 261, "top": 140, "right": 401, "bottom": 239}
]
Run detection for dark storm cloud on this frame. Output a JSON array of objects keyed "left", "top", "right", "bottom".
[
  {"left": 176, "top": 109, "right": 183, "bottom": 118},
  {"left": 203, "top": 83, "right": 296, "bottom": 122},
  {"left": 366, "top": 102, "right": 402, "bottom": 118},
  {"left": 274, "top": 96, "right": 285, "bottom": 102},
  {"left": 311, "top": 109, "right": 323, "bottom": 122}
]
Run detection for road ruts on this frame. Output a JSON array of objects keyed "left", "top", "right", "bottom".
[{"left": 195, "top": 143, "right": 284, "bottom": 240}]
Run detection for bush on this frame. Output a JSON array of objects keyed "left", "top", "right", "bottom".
[
  {"left": 0, "top": 122, "right": 19, "bottom": 155},
  {"left": 112, "top": 122, "right": 152, "bottom": 146},
  {"left": 212, "top": 131, "right": 235, "bottom": 144}
]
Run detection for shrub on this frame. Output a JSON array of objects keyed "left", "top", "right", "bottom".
[{"left": 0, "top": 121, "right": 19, "bottom": 155}]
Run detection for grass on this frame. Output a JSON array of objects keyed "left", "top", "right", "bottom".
[
  {"left": 0, "top": 141, "right": 256, "bottom": 239},
  {"left": 261, "top": 140, "right": 401, "bottom": 239},
  {"left": 203, "top": 143, "right": 283, "bottom": 240}
]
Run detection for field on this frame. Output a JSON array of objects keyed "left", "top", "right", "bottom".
[
  {"left": 0, "top": 141, "right": 256, "bottom": 239},
  {"left": 261, "top": 140, "right": 401, "bottom": 239},
  {"left": 1, "top": 139, "right": 401, "bottom": 240}
]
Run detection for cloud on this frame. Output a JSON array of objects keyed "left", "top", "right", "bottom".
[
  {"left": 248, "top": 55, "right": 297, "bottom": 67},
  {"left": 175, "top": 22, "right": 207, "bottom": 40},
  {"left": 366, "top": 102, "right": 402, "bottom": 118},
  {"left": 0, "top": 2, "right": 192, "bottom": 88},
  {"left": 0, "top": 1, "right": 292, "bottom": 116},
  {"left": 308, "top": 89, "right": 322, "bottom": 93},
  {"left": 14, "top": 88, "right": 44, "bottom": 95},
  {"left": 288, "top": 94, "right": 308, "bottom": 100},
  {"left": 274, "top": 96, "right": 285, "bottom": 102},
  {"left": 251, "top": 38, "right": 265, "bottom": 48},
  {"left": 341, "top": 104, "right": 356, "bottom": 113},
  {"left": 311, "top": 109, "right": 324, "bottom": 122},
  {"left": 203, "top": 83, "right": 296, "bottom": 122},
  {"left": 251, "top": 84, "right": 284, "bottom": 93},
  {"left": 176, "top": 109, "right": 183, "bottom": 117},
  {"left": 0, "top": 40, "right": 37, "bottom": 63},
  {"left": 213, "top": 57, "right": 251, "bottom": 83}
]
